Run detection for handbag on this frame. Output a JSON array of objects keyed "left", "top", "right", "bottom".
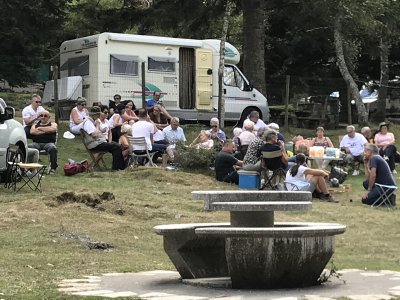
[{"left": 63, "top": 160, "right": 89, "bottom": 176}]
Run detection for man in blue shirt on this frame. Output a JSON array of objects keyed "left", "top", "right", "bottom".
[
  {"left": 362, "top": 143, "right": 396, "bottom": 206},
  {"left": 146, "top": 91, "right": 173, "bottom": 120}
]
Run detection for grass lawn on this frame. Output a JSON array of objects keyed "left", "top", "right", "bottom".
[{"left": 0, "top": 106, "right": 400, "bottom": 298}]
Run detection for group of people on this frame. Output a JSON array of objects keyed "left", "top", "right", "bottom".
[{"left": 214, "top": 120, "right": 397, "bottom": 206}]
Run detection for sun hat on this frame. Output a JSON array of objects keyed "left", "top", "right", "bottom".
[
  {"left": 378, "top": 121, "right": 389, "bottom": 131},
  {"left": 268, "top": 122, "right": 279, "bottom": 130},
  {"left": 63, "top": 131, "right": 75, "bottom": 139}
]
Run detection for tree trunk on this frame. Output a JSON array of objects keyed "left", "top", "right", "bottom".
[
  {"left": 241, "top": 0, "right": 266, "bottom": 96},
  {"left": 372, "top": 35, "right": 389, "bottom": 122},
  {"left": 333, "top": 15, "right": 368, "bottom": 124},
  {"left": 218, "top": 0, "right": 234, "bottom": 129}
]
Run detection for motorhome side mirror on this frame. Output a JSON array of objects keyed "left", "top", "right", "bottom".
[
  {"left": 207, "top": 69, "right": 213, "bottom": 75},
  {"left": 248, "top": 83, "right": 254, "bottom": 91}
]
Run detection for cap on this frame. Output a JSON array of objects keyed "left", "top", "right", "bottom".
[{"left": 379, "top": 121, "right": 389, "bottom": 130}]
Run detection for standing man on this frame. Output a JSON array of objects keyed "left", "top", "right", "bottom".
[
  {"left": 82, "top": 107, "right": 126, "bottom": 171},
  {"left": 340, "top": 125, "right": 368, "bottom": 176},
  {"left": 29, "top": 110, "right": 58, "bottom": 175},
  {"left": 145, "top": 91, "right": 173, "bottom": 120},
  {"left": 362, "top": 143, "right": 396, "bottom": 206},
  {"left": 22, "top": 94, "right": 46, "bottom": 138},
  {"left": 215, "top": 139, "right": 243, "bottom": 184}
]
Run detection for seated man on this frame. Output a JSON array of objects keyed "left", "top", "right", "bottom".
[
  {"left": 82, "top": 107, "right": 126, "bottom": 171},
  {"left": 131, "top": 108, "right": 167, "bottom": 164},
  {"left": 260, "top": 130, "right": 288, "bottom": 171},
  {"left": 362, "top": 143, "right": 396, "bottom": 206},
  {"left": 215, "top": 139, "right": 243, "bottom": 184},
  {"left": 145, "top": 91, "right": 173, "bottom": 120},
  {"left": 29, "top": 110, "right": 58, "bottom": 175},
  {"left": 340, "top": 125, "right": 368, "bottom": 176},
  {"left": 242, "top": 110, "right": 266, "bottom": 134},
  {"left": 163, "top": 117, "right": 186, "bottom": 161}
]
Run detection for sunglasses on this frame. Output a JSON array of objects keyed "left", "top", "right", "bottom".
[
  {"left": 211, "top": 125, "right": 218, "bottom": 128},
  {"left": 39, "top": 114, "right": 49, "bottom": 118},
  {"left": 80, "top": 103, "right": 86, "bottom": 106},
  {"left": 103, "top": 111, "right": 108, "bottom": 114},
  {"left": 114, "top": 98, "right": 121, "bottom": 100},
  {"left": 35, "top": 101, "right": 42, "bottom": 104}
]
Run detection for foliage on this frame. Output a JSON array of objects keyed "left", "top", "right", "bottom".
[
  {"left": 174, "top": 143, "right": 216, "bottom": 171},
  {"left": 0, "top": 0, "right": 71, "bottom": 86}
]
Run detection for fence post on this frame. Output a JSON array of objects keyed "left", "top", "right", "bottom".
[
  {"left": 52, "top": 65, "right": 59, "bottom": 124},
  {"left": 284, "top": 75, "right": 290, "bottom": 132},
  {"left": 141, "top": 61, "right": 146, "bottom": 108}
]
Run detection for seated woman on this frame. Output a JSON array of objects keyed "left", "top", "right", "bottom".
[
  {"left": 108, "top": 103, "right": 126, "bottom": 142},
  {"left": 122, "top": 101, "right": 138, "bottom": 125},
  {"left": 119, "top": 124, "right": 132, "bottom": 161},
  {"left": 209, "top": 117, "right": 226, "bottom": 147},
  {"left": 309, "top": 126, "right": 334, "bottom": 148},
  {"left": 95, "top": 105, "right": 111, "bottom": 142},
  {"left": 286, "top": 153, "right": 336, "bottom": 202},
  {"left": 149, "top": 105, "right": 169, "bottom": 130},
  {"left": 374, "top": 122, "right": 397, "bottom": 173},
  {"left": 190, "top": 130, "right": 214, "bottom": 149},
  {"left": 69, "top": 97, "right": 88, "bottom": 134}
]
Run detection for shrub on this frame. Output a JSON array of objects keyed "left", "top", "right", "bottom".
[{"left": 174, "top": 144, "right": 216, "bottom": 171}]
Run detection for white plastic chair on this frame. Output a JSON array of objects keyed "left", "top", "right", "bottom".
[{"left": 128, "top": 136, "right": 157, "bottom": 167}]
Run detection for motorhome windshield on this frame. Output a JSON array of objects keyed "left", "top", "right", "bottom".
[{"left": 224, "top": 65, "right": 245, "bottom": 91}]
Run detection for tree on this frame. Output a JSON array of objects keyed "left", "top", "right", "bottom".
[
  {"left": 0, "top": 0, "right": 71, "bottom": 86},
  {"left": 241, "top": 0, "right": 266, "bottom": 95}
]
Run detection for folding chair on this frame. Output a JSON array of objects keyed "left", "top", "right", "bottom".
[
  {"left": 259, "top": 150, "right": 286, "bottom": 190},
  {"left": 80, "top": 130, "right": 107, "bottom": 171},
  {"left": 371, "top": 183, "right": 397, "bottom": 209},
  {"left": 128, "top": 136, "right": 157, "bottom": 167},
  {"left": 284, "top": 180, "right": 310, "bottom": 191},
  {"left": 4, "top": 144, "right": 22, "bottom": 190}
]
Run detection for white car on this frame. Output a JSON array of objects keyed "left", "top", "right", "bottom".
[{"left": 0, "top": 98, "right": 28, "bottom": 181}]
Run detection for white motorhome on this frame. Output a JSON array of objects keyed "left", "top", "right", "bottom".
[{"left": 59, "top": 32, "right": 269, "bottom": 123}]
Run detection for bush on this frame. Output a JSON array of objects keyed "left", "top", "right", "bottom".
[{"left": 174, "top": 144, "right": 216, "bottom": 171}]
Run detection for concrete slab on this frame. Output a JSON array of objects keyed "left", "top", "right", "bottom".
[{"left": 58, "top": 269, "right": 400, "bottom": 299}]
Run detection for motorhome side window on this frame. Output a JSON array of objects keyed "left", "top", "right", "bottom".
[
  {"left": 148, "top": 57, "right": 176, "bottom": 73},
  {"left": 110, "top": 54, "right": 139, "bottom": 76},
  {"left": 60, "top": 56, "right": 89, "bottom": 76},
  {"left": 223, "top": 66, "right": 245, "bottom": 91}
]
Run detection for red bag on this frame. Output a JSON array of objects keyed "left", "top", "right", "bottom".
[{"left": 63, "top": 160, "right": 89, "bottom": 176}]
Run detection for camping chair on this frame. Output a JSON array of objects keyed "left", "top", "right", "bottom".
[
  {"left": 371, "top": 183, "right": 397, "bottom": 210},
  {"left": 128, "top": 136, "right": 157, "bottom": 167},
  {"left": 284, "top": 180, "right": 310, "bottom": 191},
  {"left": 5, "top": 144, "right": 46, "bottom": 192},
  {"left": 259, "top": 150, "right": 286, "bottom": 190},
  {"left": 80, "top": 130, "right": 107, "bottom": 171}
]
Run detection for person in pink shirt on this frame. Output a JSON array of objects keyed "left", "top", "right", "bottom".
[{"left": 374, "top": 122, "right": 397, "bottom": 173}]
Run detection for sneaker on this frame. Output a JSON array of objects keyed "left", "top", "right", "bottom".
[
  {"left": 392, "top": 169, "right": 397, "bottom": 174},
  {"left": 352, "top": 170, "right": 360, "bottom": 176},
  {"left": 384, "top": 155, "right": 389, "bottom": 161},
  {"left": 49, "top": 169, "right": 56, "bottom": 175},
  {"left": 320, "top": 194, "right": 338, "bottom": 203}
]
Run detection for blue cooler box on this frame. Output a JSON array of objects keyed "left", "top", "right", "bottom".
[{"left": 238, "top": 171, "right": 260, "bottom": 189}]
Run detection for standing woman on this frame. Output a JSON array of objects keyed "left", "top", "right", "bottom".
[
  {"left": 69, "top": 97, "right": 88, "bottom": 134},
  {"left": 108, "top": 103, "right": 126, "bottom": 142},
  {"left": 309, "top": 126, "right": 334, "bottom": 148},
  {"left": 374, "top": 122, "right": 397, "bottom": 173}
]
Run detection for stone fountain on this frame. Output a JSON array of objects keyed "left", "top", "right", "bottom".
[{"left": 154, "top": 190, "right": 346, "bottom": 289}]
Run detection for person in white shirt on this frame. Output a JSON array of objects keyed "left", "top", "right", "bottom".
[
  {"left": 131, "top": 108, "right": 166, "bottom": 164},
  {"left": 162, "top": 117, "right": 186, "bottom": 161},
  {"left": 69, "top": 97, "right": 89, "bottom": 134},
  {"left": 22, "top": 94, "right": 45, "bottom": 138},
  {"left": 239, "top": 120, "right": 256, "bottom": 146},
  {"left": 286, "top": 153, "right": 336, "bottom": 202},
  {"left": 242, "top": 110, "right": 266, "bottom": 134},
  {"left": 339, "top": 125, "right": 368, "bottom": 176}
]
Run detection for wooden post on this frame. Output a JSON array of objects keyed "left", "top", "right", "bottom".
[
  {"left": 284, "top": 75, "right": 290, "bottom": 132},
  {"left": 53, "top": 65, "right": 59, "bottom": 124},
  {"left": 141, "top": 61, "right": 146, "bottom": 108}
]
